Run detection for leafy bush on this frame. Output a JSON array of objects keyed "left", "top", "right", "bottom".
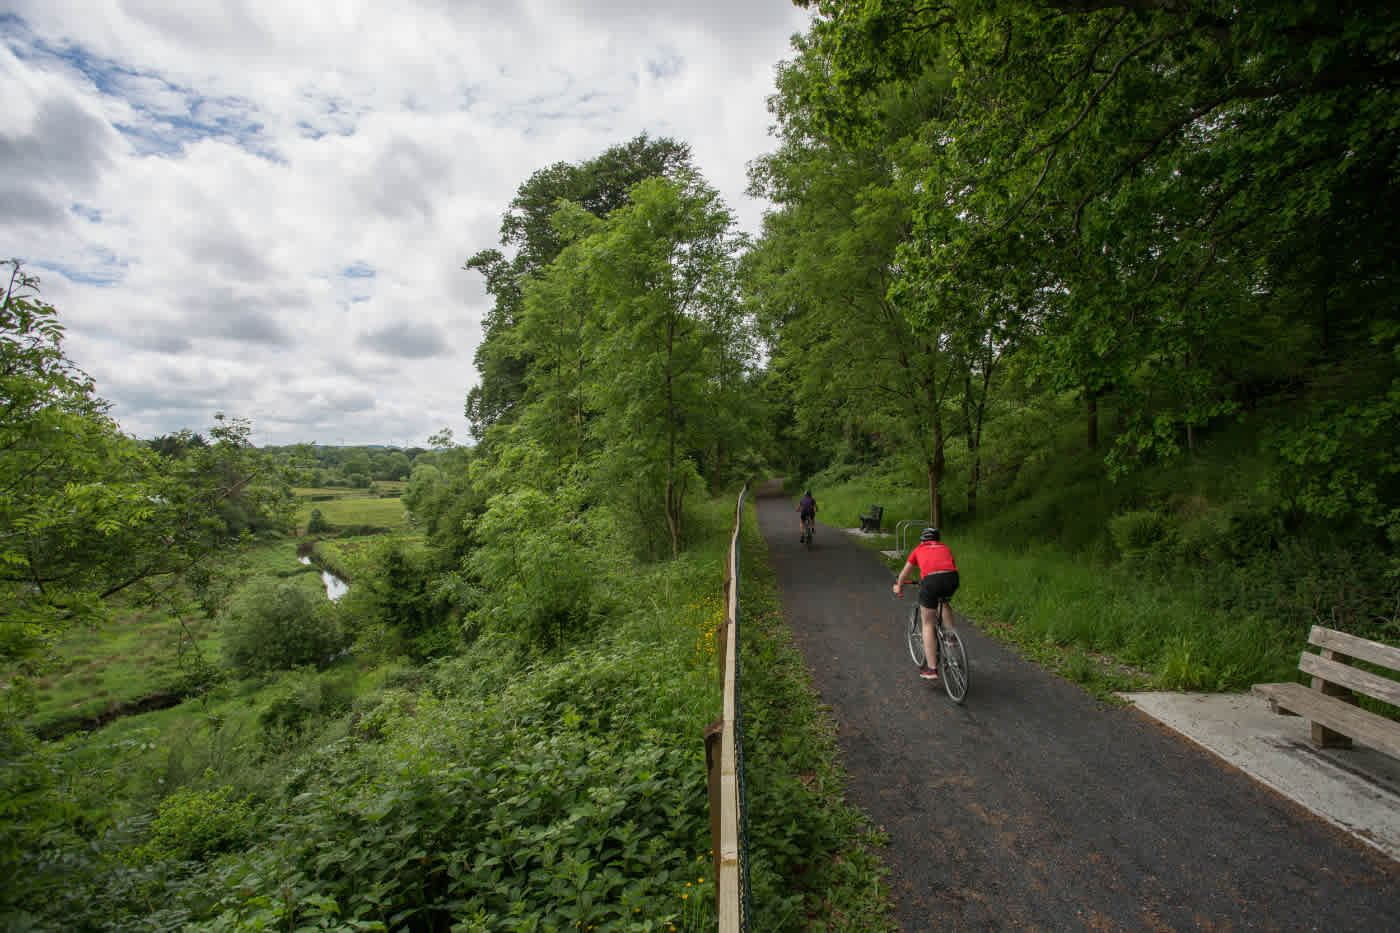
[
  {"left": 220, "top": 577, "right": 348, "bottom": 677},
  {"left": 145, "top": 785, "right": 254, "bottom": 861},
  {"left": 464, "top": 487, "right": 611, "bottom": 651},
  {"left": 257, "top": 668, "right": 356, "bottom": 749},
  {"left": 305, "top": 508, "right": 329, "bottom": 534},
  {"left": 340, "top": 539, "right": 462, "bottom": 661},
  {"left": 1108, "top": 509, "right": 1173, "bottom": 561}
]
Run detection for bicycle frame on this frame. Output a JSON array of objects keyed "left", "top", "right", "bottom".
[{"left": 905, "top": 594, "right": 968, "bottom": 703}]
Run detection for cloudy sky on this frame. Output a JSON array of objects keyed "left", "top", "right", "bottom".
[{"left": 2, "top": 1, "right": 811, "bottom": 448}]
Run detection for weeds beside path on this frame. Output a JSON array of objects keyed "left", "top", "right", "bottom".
[{"left": 753, "top": 483, "right": 1400, "bottom": 931}]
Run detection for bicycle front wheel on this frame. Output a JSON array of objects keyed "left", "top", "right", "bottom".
[
  {"left": 906, "top": 604, "right": 926, "bottom": 667},
  {"left": 939, "top": 627, "right": 969, "bottom": 704}
]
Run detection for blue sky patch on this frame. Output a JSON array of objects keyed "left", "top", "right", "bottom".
[
  {"left": 36, "top": 251, "right": 127, "bottom": 287},
  {"left": 7, "top": 15, "right": 273, "bottom": 160}
]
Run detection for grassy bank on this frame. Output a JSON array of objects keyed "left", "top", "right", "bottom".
[
  {"left": 736, "top": 497, "right": 893, "bottom": 930},
  {"left": 17, "top": 539, "right": 328, "bottom": 736}
]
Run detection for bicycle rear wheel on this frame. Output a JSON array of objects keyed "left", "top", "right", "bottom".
[
  {"left": 906, "top": 604, "right": 926, "bottom": 667},
  {"left": 938, "top": 626, "right": 968, "bottom": 703}
]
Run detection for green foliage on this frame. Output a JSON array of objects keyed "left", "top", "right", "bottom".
[
  {"left": 220, "top": 577, "right": 347, "bottom": 677},
  {"left": 463, "top": 485, "right": 608, "bottom": 652},
  {"left": 1107, "top": 510, "right": 1172, "bottom": 562},
  {"left": 305, "top": 508, "right": 329, "bottom": 534},
  {"left": 1, "top": 264, "right": 296, "bottom": 664},
  {"left": 144, "top": 785, "right": 255, "bottom": 861},
  {"left": 256, "top": 667, "right": 357, "bottom": 751},
  {"left": 759, "top": 2, "right": 1400, "bottom": 543},
  {"left": 337, "top": 538, "right": 462, "bottom": 661},
  {"left": 465, "top": 134, "right": 698, "bottom": 439},
  {"left": 507, "top": 173, "right": 753, "bottom": 556},
  {"left": 2, "top": 483, "right": 892, "bottom": 932},
  {"left": 400, "top": 452, "right": 483, "bottom": 559}
]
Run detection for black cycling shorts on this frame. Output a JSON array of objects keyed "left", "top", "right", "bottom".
[{"left": 918, "top": 571, "right": 959, "bottom": 609}]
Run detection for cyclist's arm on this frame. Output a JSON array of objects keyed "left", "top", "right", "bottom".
[{"left": 893, "top": 560, "right": 916, "bottom": 594}]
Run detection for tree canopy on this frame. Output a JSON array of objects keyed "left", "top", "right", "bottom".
[
  {"left": 1, "top": 262, "right": 295, "bottom": 662},
  {"left": 758, "top": 0, "right": 1400, "bottom": 536}
]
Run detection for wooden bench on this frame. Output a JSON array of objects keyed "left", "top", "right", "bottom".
[
  {"left": 1252, "top": 625, "right": 1400, "bottom": 759},
  {"left": 859, "top": 504, "right": 884, "bottom": 532}
]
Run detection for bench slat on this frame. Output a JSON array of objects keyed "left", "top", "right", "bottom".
[
  {"left": 1309, "top": 625, "right": 1400, "bottom": 671},
  {"left": 1253, "top": 682, "right": 1400, "bottom": 758},
  {"left": 1298, "top": 651, "right": 1400, "bottom": 707}
]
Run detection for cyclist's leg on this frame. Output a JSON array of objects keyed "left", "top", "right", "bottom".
[
  {"left": 936, "top": 573, "right": 960, "bottom": 629},
  {"left": 920, "top": 604, "right": 938, "bottom": 670}
]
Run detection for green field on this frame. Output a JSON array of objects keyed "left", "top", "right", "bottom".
[
  {"left": 294, "top": 487, "right": 411, "bottom": 531},
  {"left": 18, "top": 540, "right": 329, "bottom": 736},
  {"left": 20, "top": 489, "right": 417, "bottom": 737}
]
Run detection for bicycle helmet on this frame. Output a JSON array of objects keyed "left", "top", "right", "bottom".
[{"left": 920, "top": 527, "right": 940, "bottom": 542}]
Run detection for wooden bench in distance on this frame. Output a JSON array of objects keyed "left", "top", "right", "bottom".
[
  {"left": 1253, "top": 625, "right": 1400, "bottom": 760},
  {"left": 859, "top": 504, "right": 884, "bottom": 532}
]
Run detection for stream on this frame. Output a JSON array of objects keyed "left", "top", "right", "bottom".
[{"left": 299, "top": 556, "right": 349, "bottom": 601}]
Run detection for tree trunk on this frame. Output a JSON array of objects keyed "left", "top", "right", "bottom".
[
  {"left": 926, "top": 459, "right": 944, "bottom": 528},
  {"left": 963, "top": 373, "right": 980, "bottom": 520},
  {"left": 926, "top": 418, "right": 946, "bottom": 529},
  {"left": 1086, "top": 390, "right": 1099, "bottom": 451},
  {"left": 967, "top": 452, "right": 980, "bottom": 521},
  {"left": 665, "top": 317, "right": 681, "bottom": 558},
  {"left": 666, "top": 475, "right": 682, "bottom": 558}
]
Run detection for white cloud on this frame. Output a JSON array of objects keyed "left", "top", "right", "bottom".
[{"left": 0, "top": 0, "right": 810, "bottom": 446}]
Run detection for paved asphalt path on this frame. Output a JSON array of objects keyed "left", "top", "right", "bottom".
[{"left": 753, "top": 485, "right": 1399, "bottom": 931}]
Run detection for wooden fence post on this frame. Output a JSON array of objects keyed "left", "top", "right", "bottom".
[{"left": 704, "top": 717, "right": 724, "bottom": 886}]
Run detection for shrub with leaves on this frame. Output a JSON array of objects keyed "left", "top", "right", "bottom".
[
  {"left": 464, "top": 486, "right": 611, "bottom": 652},
  {"left": 145, "top": 785, "right": 254, "bottom": 862},
  {"left": 305, "top": 508, "right": 329, "bottom": 534},
  {"left": 257, "top": 667, "right": 356, "bottom": 750},
  {"left": 1107, "top": 509, "right": 1172, "bottom": 562},
  {"left": 220, "top": 576, "right": 347, "bottom": 677},
  {"left": 339, "top": 538, "right": 462, "bottom": 661}
]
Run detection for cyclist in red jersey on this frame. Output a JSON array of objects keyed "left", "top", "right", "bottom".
[{"left": 892, "top": 527, "right": 959, "bottom": 680}]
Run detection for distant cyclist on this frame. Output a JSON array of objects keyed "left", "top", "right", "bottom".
[
  {"left": 796, "top": 489, "right": 817, "bottom": 542},
  {"left": 893, "top": 527, "right": 959, "bottom": 680}
]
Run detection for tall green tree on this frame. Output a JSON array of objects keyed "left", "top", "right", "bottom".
[
  {"left": 579, "top": 176, "right": 747, "bottom": 557},
  {"left": 510, "top": 203, "right": 607, "bottom": 477},
  {"left": 749, "top": 45, "right": 1023, "bottom": 525},
  {"left": 464, "top": 135, "right": 695, "bottom": 439}
]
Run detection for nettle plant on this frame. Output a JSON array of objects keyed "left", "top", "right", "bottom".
[{"left": 190, "top": 637, "right": 715, "bottom": 931}]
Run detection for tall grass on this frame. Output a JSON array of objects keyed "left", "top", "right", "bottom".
[{"left": 953, "top": 533, "right": 1298, "bottom": 691}]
